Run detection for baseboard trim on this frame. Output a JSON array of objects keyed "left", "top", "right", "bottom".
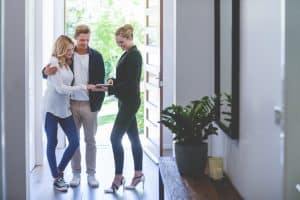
[{"left": 143, "top": 148, "right": 159, "bottom": 164}]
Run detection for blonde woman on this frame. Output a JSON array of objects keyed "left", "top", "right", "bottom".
[
  {"left": 43, "top": 25, "right": 105, "bottom": 188},
  {"left": 44, "top": 35, "right": 94, "bottom": 192},
  {"left": 96, "top": 24, "right": 145, "bottom": 193}
]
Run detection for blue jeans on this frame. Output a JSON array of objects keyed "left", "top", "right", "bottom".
[
  {"left": 110, "top": 100, "right": 143, "bottom": 174},
  {"left": 45, "top": 112, "right": 79, "bottom": 178}
]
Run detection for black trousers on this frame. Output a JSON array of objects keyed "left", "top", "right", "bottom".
[{"left": 110, "top": 99, "right": 143, "bottom": 174}]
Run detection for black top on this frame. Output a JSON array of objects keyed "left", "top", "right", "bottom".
[
  {"left": 43, "top": 47, "right": 105, "bottom": 112},
  {"left": 108, "top": 45, "right": 142, "bottom": 102}
]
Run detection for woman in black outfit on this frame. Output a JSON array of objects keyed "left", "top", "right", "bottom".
[{"left": 97, "top": 24, "right": 145, "bottom": 193}]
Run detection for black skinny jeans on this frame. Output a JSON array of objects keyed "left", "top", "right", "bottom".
[{"left": 110, "top": 99, "right": 143, "bottom": 174}]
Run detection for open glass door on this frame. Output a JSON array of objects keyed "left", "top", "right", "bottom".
[{"left": 143, "top": 0, "right": 162, "bottom": 163}]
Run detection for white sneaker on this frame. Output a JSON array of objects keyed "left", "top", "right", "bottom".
[
  {"left": 70, "top": 173, "right": 81, "bottom": 187},
  {"left": 87, "top": 174, "right": 99, "bottom": 188}
]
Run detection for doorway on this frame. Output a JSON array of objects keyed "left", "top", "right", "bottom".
[{"left": 64, "top": 0, "right": 163, "bottom": 163}]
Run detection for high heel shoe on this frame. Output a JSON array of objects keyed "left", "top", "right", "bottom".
[
  {"left": 104, "top": 176, "right": 126, "bottom": 193},
  {"left": 124, "top": 174, "right": 145, "bottom": 190}
]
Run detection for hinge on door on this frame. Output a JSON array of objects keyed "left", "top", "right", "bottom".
[{"left": 159, "top": 80, "right": 163, "bottom": 87}]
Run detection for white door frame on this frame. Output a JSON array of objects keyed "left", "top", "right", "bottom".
[{"left": 1, "top": 0, "right": 29, "bottom": 198}]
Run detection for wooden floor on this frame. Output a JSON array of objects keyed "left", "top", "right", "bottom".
[
  {"left": 159, "top": 157, "right": 243, "bottom": 200},
  {"left": 182, "top": 175, "right": 243, "bottom": 200},
  {"left": 30, "top": 124, "right": 242, "bottom": 200},
  {"left": 30, "top": 126, "right": 159, "bottom": 200}
]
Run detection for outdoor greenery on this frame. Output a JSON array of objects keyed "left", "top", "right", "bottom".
[
  {"left": 137, "top": 92, "right": 144, "bottom": 133},
  {"left": 65, "top": 0, "right": 145, "bottom": 132},
  {"left": 97, "top": 92, "right": 144, "bottom": 133},
  {"left": 98, "top": 114, "right": 116, "bottom": 125},
  {"left": 65, "top": 7, "right": 85, "bottom": 37},
  {"left": 65, "top": 0, "right": 145, "bottom": 79},
  {"left": 221, "top": 92, "right": 232, "bottom": 129}
]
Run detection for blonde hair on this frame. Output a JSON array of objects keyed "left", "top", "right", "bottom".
[
  {"left": 115, "top": 24, "right": 134, "bottom": 40},
  {"left": 74, "top": 24, "right": 91, "bottom": 37},
  {"left": 52, "top": 35, "right": 74, "bottom": 67}
]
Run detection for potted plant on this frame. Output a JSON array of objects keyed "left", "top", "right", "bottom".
[{"left": 160, "top": 96, "right": 219, "bottom": 177}]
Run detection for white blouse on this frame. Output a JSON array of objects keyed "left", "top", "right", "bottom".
[{"left": 44, "top": 57, "right": 86, "bottom": 118}]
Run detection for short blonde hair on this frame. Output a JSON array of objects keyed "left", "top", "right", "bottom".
[
  {"left": 52, "top": 35, "right": 74, "bottom": 66},
  {"left": 115, "top": 24, "right": 134, "bottom": 40},
  {"left": 74, "top": 24, "right": 91, "bottom": 37}
]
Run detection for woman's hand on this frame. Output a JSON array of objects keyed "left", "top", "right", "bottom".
[
  {"left": 86, "top": 84, "right": 96, "bottom": 90},
  {"left": 107, "top": 79, "right": 114, "bottom": 85},
  {"left": 91, "top": 86, "right": 108, "bottom": 92}
]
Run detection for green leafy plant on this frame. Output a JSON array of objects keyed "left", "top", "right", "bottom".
[
  {"left": 160, "top": 96, "right": 219, "bottom": 145},
  {"left": 221, "top": 93, "right": 232, "bottom": 128},
  {"left": 217, "top": 92, "right": 232, "bottom": 133}
]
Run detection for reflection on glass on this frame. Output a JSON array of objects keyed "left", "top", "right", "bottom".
[{"left": 220, "top": 0, "right": 232, "bottom": 129}]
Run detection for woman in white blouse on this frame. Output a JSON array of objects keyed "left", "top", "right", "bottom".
[{"left": 44, "top": 35, "right": 94, "bottom": 192}]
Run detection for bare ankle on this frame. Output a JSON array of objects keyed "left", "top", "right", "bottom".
[
  {"left": 114, "top": 175, "right": 123, "bottom": 182},
  {"left": 134, "top": 171, "right": 143, "bottom": 177}
]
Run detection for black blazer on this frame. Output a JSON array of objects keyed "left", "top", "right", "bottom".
[{"left": 108, "top": 45, "right": 142, "bottom": 103}]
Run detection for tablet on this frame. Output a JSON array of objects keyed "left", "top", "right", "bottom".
[{"left": 95, "top": 83, "right": 112, "bottom": 88}]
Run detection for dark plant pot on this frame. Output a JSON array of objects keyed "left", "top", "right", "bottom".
[{"left": 175, "top": 142, "right": 208, "bottom": 177}]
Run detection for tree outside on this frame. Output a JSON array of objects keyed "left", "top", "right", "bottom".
[{"left": 65, "top": 0, "right": 145, "bottom": 133}]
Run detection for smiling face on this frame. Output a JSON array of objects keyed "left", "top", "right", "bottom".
[
  {"left": 116, "top": 35, "right": 133, "bottom": 51},
  {"left": 52, "top": 35, "right": 74, "bottom": 66},
  {"left": 74, "top": 33, "right": 90, "bottom": 51},
  {"left": 65, "top": 43, "right": 74, "bottom": 59}
]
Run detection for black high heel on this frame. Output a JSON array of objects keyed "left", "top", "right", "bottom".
[
  {"left": 124, "top": 174, "right": 145, "bottom": 190},
  {"left": 104, "top": 176, "right": 126, "bottom": 193}
]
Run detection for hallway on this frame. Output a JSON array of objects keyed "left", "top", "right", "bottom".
[{"left": 30, "top": 124, "right": 159, "bottom": 200}]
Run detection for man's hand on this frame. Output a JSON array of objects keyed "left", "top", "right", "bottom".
[{"left": 44, "top": 63, "right": 58, "bottom": 76}]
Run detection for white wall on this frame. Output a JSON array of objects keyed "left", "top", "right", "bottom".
[
  {"left": 165, "top": 0, "right": 214, "bottom": 151},
  {"left": 27, "top": 0, "right": 45, "bottom": 171},
  {"left": 43, "top": 0, "right": 64, "bottom": 62},
  {"left": 174, "top": 0, "right": 214, "bottom": 157},
  {"left": 26, "top": 0, "right": 45, "bottom": 170},
  {"left": 33, "top": 0, "right": 44, "bottom": 167},
  {"left": 216, "top": 0, "right": 284, "bottom": 199},
  {"left": 2, "top": 0, "right": 29, "bottom": 199},
  {"left": 53, "top": 0, "right": 65, "bottom": 38},
  {"left": 175, "top": 0, "right": 214, "bottom": 105},
  {"left": 42, "top": 0, "right": 66, "bottom": 149},
  {"left": 284, "top": 0, "right": 300, "bottom": 199},
  {"left": 27, "top": 0, "right": 36, "bottom": 171},
  {"left": 162, "top": 0, "right": 175, "bottom": 151}
]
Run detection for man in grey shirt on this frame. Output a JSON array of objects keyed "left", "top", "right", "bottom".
[{"left": 43, "top": 25, "right": 105, "bottom": 188}]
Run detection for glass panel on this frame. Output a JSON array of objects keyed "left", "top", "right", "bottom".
[
  {"left": 148, "top": 0, "right": 159, "bottom": 8},
  {"left": 148, "top": 14, "right": 159, "bottom": 27},
  {"left": 220, "top": 0, "right": 232, "bottom": 128},
  {"left": 147, "top": 52, "right": 159, "bottom": 66},
  {"left": 215, "top": 0, "right": 239, "bottom": 139},
  {"left": 148, "top": 72, "right": 159, "bottom": 86},
  {"left": 147, "top": 28, "right": 159, "bottom": 46}
]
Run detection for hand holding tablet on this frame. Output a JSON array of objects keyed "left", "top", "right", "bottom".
[{"left": 95, "top": 83, "right": 112, "bottom": 88}]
